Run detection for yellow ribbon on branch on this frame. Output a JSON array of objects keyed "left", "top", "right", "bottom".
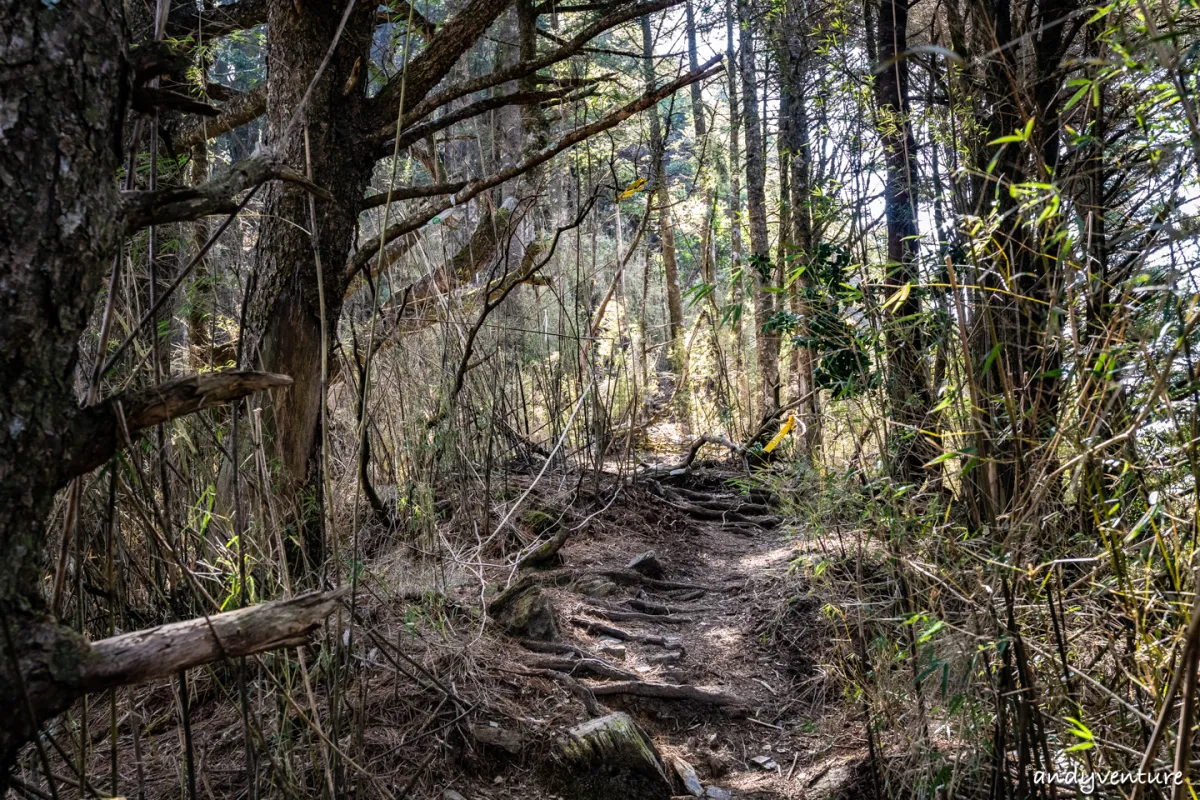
[{"left": 763, "top": 414, "right": 796, "bottom": 453}]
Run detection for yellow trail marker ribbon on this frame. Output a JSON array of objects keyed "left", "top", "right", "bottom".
[{"left": 763, "top": 414, "right": 796, "bottom": 453}]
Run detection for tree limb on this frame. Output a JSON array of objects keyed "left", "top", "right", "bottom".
[
  {"left": 131, "top": 86, "right": 220, "bottom": 117},
  {"left": 360, "top": 180, "right": 471, "bottom": 211},
  {"left": 165, "top": 0, "right": 270, "bottom": 42},
  {"left": 65, "top": 371, "right": 292, "bottom": 480},
  {"left": 366, "top": 87, "right": 585, "bottom": 157},
  {"left": 349, "top": 56, "right": 724, "bottom": 274},
  {"left": 123, "top": 150, "right": 331, "bottom": 231},
  {"left": 376, "top": 2, "right": 437, "bottom": 38},
  {"left": 175, "top": 83, "right": 267, "bottom": 151},
  {"left": 365, "top": 0, "right": 515, "bottom": 130},
  {"left": 399, "top": 0, "right": 682, "bottom": 128},
  {"left": 80, "top": 590, "right": 345, "bottom": 692}
]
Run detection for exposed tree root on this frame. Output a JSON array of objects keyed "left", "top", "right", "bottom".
[
  {"left": 525, "top": 656, "right": 638, "bottom": 681},
  {"left": 581, "top": 600, "right": 693, "bottom": 625},
  {"left": 586, "top": 680, "right": 744, "bottom": 706},
  {"left": 569, "top": 617, "right": 682, "bottom": 647},
  {"left": 522, "top": 668, "right": 605, "bottom": 716}
]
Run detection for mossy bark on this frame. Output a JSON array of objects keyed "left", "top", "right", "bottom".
[{"left": 558, "top": 712, "right": 675, "bottom": 799}]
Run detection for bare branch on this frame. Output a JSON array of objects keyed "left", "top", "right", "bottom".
[
  {"left": 123, "top": 150, "right": 331, "bottom": 231},
  {"left": 366, "top": 86, "right": 585, "bottom": 156},
  {"left": 66, "top": 371, "right": 292, "bottom": 480},
  {"left": 400, "top": 0, "right": 682, "bottom": 127},
  {"left": 80, "top": 590, "right": 345, "bottom": 692},
  {"left": 365, "top": 0, "right": 515, "bottom": 130},
  {"left": 175, "top": 83, "right": 267, "bottom": 151},
  {"left": 349, "top": 56, "right": 724, "bottom": 274},
  {"left": 359, "top": 180, "right": 470, "bottom": 211}
]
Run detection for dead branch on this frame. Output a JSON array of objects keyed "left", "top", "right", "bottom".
[
  {"left": 349, "top": 56, "right": 724, "bottom": 275},
  {"left": 80, "top": 590, "right": 345, "bottom": 692},
  {"left": 122, "top": 150, "right": 332, "bottom": 231},
  {"left": 66, "top": 371, "right": 291, "bottom": 480},
  {"left": 175, "top": 83, "right": 268, "bottom": 150},
  {"left": 399, "top": 0, "right": 684, "bottom": 127}
]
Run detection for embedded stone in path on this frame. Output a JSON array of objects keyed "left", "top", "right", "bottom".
[
  {"left": 629, "top": 550, "right": 665, "bottom": 579},
  {"left": 670, "top": 755, "right": 704, "bottom": 796},
  {"left": 471, "top": 722, "right": 523, "bottom": 754},
  {"left": 494, "top": 585, "right": 559, "bottom": 641},
  {"left": 598, "top": 637, "right": 627, "bottom": 660}
]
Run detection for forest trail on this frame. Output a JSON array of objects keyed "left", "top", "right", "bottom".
[
  {"left": 419, "top": 465, "right": 870, "bottom": 799},
  {"left": 89, "top": 465, "right": 869, "bottom": 800}
]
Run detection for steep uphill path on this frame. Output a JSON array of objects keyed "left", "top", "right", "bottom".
[{"left": 466, "top": 466, "right": 872, "bottom": 800}]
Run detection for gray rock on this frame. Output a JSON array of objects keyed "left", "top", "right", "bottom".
[
  {"left": 443, "top": 791, "right": 468, "bottom": 800},
  {"left": 575, "top": 575, "right": 620, "bottom": 598},
  {"left": 628, "top": 550, "right": 665, "bottom": 579},
  {"left": 810, "top": 763, "right": 856, "bottom": 796},
  {"left": 704, "top": 788, "right": 732, "bottom": 800},
  {"left": 670, "top": 756, "right": 704, "bottom": 796},
  {"left": 749, "top": 754, "right": 778, "bottom": 771},
  {"left": 471, "top": 723, "right": 522, "bottom": 754},
  {"left": 647, "top": 651, "right": 683, "bottom": 665},
  {"left": 559, "top": 712, "right": 674, "bottom": 799},
  {"left": 493, "top": 586, "right": 558, "bottom": 641},
  {"left": 598, "top": 638, "right": 627, "bottom": 661}
]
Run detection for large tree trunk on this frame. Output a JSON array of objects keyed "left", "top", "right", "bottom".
[
  {"left": 738, "top": 0, "right": 779, "bottom": 415},
  {"left": 776, "top": 0, "right": 820, "bottom": 455},
  {"left": 874, "top": 0, "right": 934, "bottom": 483},
  {"left": 641, "top": 14, "right": 685, "bottom": 373},
  {"left": 726, "top": 0, "right": 749, "bottom": 432},
  {"left": 0, "top": 8, "right": 333, "bottom": 784},
  {"left": 966, "top": 0, "right": 1068, "bottom": 521},
  {"left": 245, "top": 0, "right": 376, "bottom": 574},
  {"left": 0, "top": 1, "right": 130, "bottom": 780}
]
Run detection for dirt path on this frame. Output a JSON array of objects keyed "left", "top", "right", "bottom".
[
  {"left": 81, "top": 467, "right": 867, "bottom": 799},
  {"left": 466, "top": 468, "right": 869, "bottom": 800}
]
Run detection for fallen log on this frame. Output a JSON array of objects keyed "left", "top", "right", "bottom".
[{"left": 81, "top": 590, "right": 345, "bottom": 691}]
